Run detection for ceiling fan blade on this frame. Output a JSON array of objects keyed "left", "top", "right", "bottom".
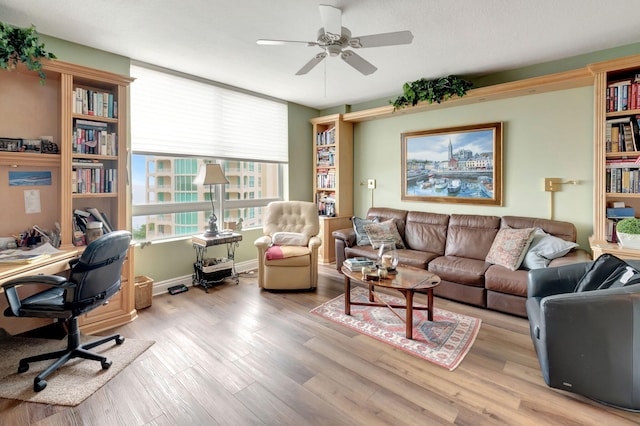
[
  {"left": 350, "top": 31, "right": 414, "bottom": 48},
  {"left": 340, "top": 50, "right": 377, "bottom": 75},
  {"left": 257, "top": 39, "right": 317, "bottom": 46},
  {"left": 319, "top": 4, "right": 342, "bottom": 39},
  {"left": 296, "top": 52, "right": 327, "bottom": 75}
]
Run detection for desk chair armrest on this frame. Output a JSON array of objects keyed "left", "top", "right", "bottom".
[{"left": 3, "top": 275, "right": 71, "bottom": 318}]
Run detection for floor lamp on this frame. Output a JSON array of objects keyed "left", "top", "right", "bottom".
[{"left": 194, "top": 163, "right": 229, "bottom": 236}]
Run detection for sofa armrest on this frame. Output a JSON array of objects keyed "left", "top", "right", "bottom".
[
  {"left": 308, "top": 235, "right": 322, "bottom": 249},
  {"left": 332, "top": 228, "right": 355, "bottom": 271},
  {"left": 332, "top": 228, "right": 356, "bottom": 247},
  {"left": 527, "top": 262, "right": 591, "bottom": 298},
  {"left": 254, "top": 236, "right": 272, "bottom": 251},
  {"left": 547, "top": 248, "right": 591, "bottom": 268}
]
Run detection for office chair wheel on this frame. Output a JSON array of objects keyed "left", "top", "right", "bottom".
[
  {"left": 18, "top": 362, "right": 29, "bottom": 374},
  {"left": 34, "top": 379, "right": 47, "bottom": 392},
  {"left": 101, "top": 360, "right": 112, "bottom": 370},
  {"left": 116, "top": 336, "right": 125, "bottom": 345}
]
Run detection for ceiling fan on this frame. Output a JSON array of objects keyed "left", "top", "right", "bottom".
[{"left": 256, "top": 4, "right": 413, "bottom": 76}]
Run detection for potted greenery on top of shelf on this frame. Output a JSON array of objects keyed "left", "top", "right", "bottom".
[
  {"left": 391, "top": 75, "right": 473, "bottom": 110},
  {"left": 616, "top": 217, "right": 640, "bottom": 249},
  {"left": 0, "top": 21, "right": 56, "bottom": 84}
]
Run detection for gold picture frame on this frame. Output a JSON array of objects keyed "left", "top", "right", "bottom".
[{"left": 401, "top": 122, "right": 503, "bottom": 206}]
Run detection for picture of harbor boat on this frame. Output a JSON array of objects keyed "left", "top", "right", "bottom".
[{"left": 401, "top": 122, "right": 502, "bottom": 205}]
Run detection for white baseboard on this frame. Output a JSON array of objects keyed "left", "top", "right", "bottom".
[{"left": 150, "top": 259, "right": 258, "bottom": 296}]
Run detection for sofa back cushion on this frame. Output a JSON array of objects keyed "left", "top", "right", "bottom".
[
  {"left": 366, "top": 207, "right": 408, "bottom": 240},
  {"left": 445, "top": 214, "right": 500, "bottom": 260},
  {"left": 501, "top": 216, "right": 576, "bottom": 242},
  {"left": 404, "top": 211, "right": 449, "bottom": 255}
]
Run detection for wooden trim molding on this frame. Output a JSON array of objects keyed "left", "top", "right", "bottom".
[{"left": 342, "top": 68, "right": 594, "bottom": 123}]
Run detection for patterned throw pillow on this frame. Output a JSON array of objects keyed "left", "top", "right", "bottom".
[
  {"left": 352, "top": 216, "right": 379, "bottom": 246},
  {"left": 485, "top": 227, "right": 536, "bottom": 271},
  {"left": 363, "top": 219, "right": 406, "bottom": 249}
]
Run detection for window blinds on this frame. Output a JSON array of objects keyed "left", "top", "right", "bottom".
[{"left": 130, "top": 64, "right": 288, "bottom": 163}]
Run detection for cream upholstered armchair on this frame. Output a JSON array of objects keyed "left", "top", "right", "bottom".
[{"left": 254, "top": 201, "right": 321, "bottom": 290}]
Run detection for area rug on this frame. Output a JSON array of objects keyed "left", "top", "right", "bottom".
[
  {"left": 310, "top": 287, "right": 481, "bottom": 370},
  {"left": 0, "top": 335, "right": 154, "bottom": 406}
]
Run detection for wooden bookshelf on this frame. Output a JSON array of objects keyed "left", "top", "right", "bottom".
[
  {"left": 589, "top": 54, "right": 640, "bottom": 258},
  {"left": 0, "top": 59, "right": 136, "bottom": 333},
  {"left": 310, "top": 114, "right": 353, "bottom": 264}
]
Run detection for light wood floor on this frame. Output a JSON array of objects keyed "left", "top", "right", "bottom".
[{"left": 1, "top": 265, "right": 639, "bottom": 425}]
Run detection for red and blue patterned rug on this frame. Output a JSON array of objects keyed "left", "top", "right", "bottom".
[{"left": 311, "top": 286, "right": 481, "bottom": 370}]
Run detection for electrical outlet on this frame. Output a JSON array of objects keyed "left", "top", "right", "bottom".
[{"left": 367, "top": 179, "right": 376, "bottom": 189}]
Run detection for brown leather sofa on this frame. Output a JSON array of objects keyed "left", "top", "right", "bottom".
[{"left": 332, "top": 207, "right": 591, "bottom": 317}]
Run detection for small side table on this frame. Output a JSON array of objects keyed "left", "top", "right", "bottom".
[{"left": 192, "top": 232, "right": 242, "bottom": 292}]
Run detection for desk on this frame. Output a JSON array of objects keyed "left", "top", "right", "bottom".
[
  {"left": 192, "top": 233, "right": 242, "bottom": 292},
  {"left": 0, "top": 245, "right": 136, "bottom": 336}
]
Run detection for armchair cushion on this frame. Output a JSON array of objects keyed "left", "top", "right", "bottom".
[
  {"left": 271, "top": 232, "right": 309, "bottom": 246},
  {"left": 574, "top": 253, "right": 640, "bottom": 292},
  {"left": 265, "top": 245, "right": 310, "bottom": 260}
]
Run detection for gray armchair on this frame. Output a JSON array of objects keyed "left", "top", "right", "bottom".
[{"left": 526, "top": 260, "right": 640, "bottom": 411}]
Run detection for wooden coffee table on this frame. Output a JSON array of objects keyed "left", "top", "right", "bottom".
[{"left": 341, "top": 264, "right": 441, "bottom": 339}]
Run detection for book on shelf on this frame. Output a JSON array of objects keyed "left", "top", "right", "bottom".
[
  {"left": 86, "top": 208, "right": 114, "bottom": 233},
  {"left": 606, "top": 207, "right": 635, "bottom": 219}
]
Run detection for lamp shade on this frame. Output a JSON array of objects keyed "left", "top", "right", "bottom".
[{"left": 193, "top": 163, "right": 229, "bottom": 186}]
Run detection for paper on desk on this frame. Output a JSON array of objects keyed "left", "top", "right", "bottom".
[
  {"left": 25, "top": 242, "right": 64, "bottom": 255},
  {"left": 0, "top": 243, "right": 64, "bottom": 264}
]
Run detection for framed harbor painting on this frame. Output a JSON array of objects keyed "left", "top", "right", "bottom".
[{"left": 401, "top": 122, "right": 503, "bottom": 206}]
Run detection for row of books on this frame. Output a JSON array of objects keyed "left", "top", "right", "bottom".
[
  {"left": 606, "top": 76, "right": 640, "bottom": 113},
  {"left": 316, "top": 191, "right": 336, "bottom": 216},
  {"left": 73, "top": 87, "right": 118, "bottom": 118},
  {"left": 605, "top": 166, "right": 640, "bottom": 194},
  {"left": 316, "top": 147, "right": 335, "bottom": 166},
  {"left": 605, "top": 116, "right": 640, "bottom": 153},
  {"left": 72, "top": 167, "right": 118, "bottom": 194},
  {"left": 316, "top": 169, "right": 336, "bottom": 189},
  {"left": 73, "top": 208, "right": 114, "bottom": 234},
  {"left": 343, "top": 257, "right": 375, "bottom": 272},
  {"left": 316, "top": 127, "right": 336, "bottom": 146},
  {"left": 73, "top": 119, "right": 118, "bottom": 156}
]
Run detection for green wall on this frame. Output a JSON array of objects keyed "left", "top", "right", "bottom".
[{"left": 352, "top": 87, "right": 594, "bottom": 251}]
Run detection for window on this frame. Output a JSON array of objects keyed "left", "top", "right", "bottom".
[{"left": 130, "top": 64, "right": 288, "bottom": 242}]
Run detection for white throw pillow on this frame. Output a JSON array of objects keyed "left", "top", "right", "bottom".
[
  {"left": 271, "top": 232, "right": 309, "bottom": 246},
  {"left": 522, "top": 228, "right": 579, "bottom": 270}
]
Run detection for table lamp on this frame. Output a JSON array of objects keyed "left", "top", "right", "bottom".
[{"left": 193, "top": 163, "right": 229, "bottom": 236}]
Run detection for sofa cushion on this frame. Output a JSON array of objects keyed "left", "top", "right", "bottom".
[
  {"left": 445, "top": 214, "right": 500, "bottom": 261},
  {"left": 522, "top": 228, "right": 579, "bottom": 270},
  {"left": 485, "top": 227, "right": 536, "bottom": 271},
  {"left": 363, "top": 219, "right": 406, "bottom": 249},
  {"left": 485, "top": 265, "right": 528, "bottom": 297},
  {"left": 352, "top": 216, "right": 379, "bottom": 246},
  {"left": 404, "top": 211, "right": 449, "bottom": 255},
  {"left": 428, "top": 256, "right": 489, "bottom": 287},
  {"left": 574, "top": 253, "right": 640, "bottom": 292}
]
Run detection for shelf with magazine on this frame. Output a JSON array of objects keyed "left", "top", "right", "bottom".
[{"left": 590, "top": 55, "right": 640, "bottom": 256}]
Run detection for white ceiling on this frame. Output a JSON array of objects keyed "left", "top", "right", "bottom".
[{"left": 1, "top": 0, "right": 640, "bottom": 110}]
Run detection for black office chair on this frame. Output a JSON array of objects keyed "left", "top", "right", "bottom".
[{"left": 2, "top": 230, "right": 132, "bottom": 392}]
